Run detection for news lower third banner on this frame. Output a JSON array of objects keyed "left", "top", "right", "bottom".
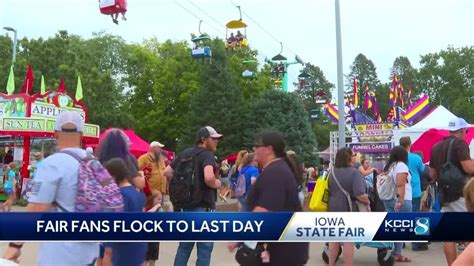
[{"left": 0, "top": 212, "right": 472, "bottom": 242}]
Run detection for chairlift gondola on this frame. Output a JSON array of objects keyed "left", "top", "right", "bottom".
[
  {"left": 191, "top": 20, "right": 212, "bottom": 60},
  {"left": 309, "top": 108, "right": 321, "bottom": 121},
  {"left": 99, "top": 0, "right": 127, "bottom": 25},
  {"left": 242, "top": 60, "right": 257, "bottom": 78},
  {"left": 269, "top": 43, "right": 287, "bottom": 83},
  {"left": 298, "top": 71, "right": 311, "bottom": 89},
  {"left": 226, "top": 6, "right": 248, "bottom": 49}
]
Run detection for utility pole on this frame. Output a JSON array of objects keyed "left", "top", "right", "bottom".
[{"left": 335, "top": 0, "right": 345, "bottom": 148}]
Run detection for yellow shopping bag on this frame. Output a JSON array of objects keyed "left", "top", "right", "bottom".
[{"left": 309, "top": 172, "right": 330, "bottom": 211}]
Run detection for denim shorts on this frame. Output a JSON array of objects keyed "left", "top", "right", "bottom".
[{"left": 4, "top": 188, "right": 15, "bottom": 196}]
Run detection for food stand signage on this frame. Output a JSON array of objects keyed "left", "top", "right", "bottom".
[
  {"left": 1, "top": 118, "right": 99, "bottom": 138},
  {"left": 31, "top": 102, "right": 86, "bottom": 121},
  {"left": 354, "top": 123, "right": 395, "bottom": 142},
  {"left": 349, "top": 142, "right": 393, "bottom": 153}
]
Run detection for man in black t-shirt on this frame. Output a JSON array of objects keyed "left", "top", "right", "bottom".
[
  {"left": 429, "top": 117, "right": 474, "bottom": 266},
  {"left": 430, "top": 118, "right": 474, "bottom": 209},
  {"left": 164, "top": 126, "right": 222, "bottom": 266}
]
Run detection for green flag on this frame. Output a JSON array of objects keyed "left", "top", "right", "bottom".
[
  {"left": 40, "top": 75, "right": 46, "bottom": 94},
  {"left": 75, "top": 76, "right": 83, "bottom": 101},
  {"left": 6, "top": 65, "right": 15, "bottom": 95}
]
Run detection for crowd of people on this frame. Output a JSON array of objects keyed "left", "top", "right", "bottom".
[
  {"left": 1, "top": 111, "right": 474, "bottom": 266},
  {"left": 323, "top": 117, "right": 474, "bottom": 266}
]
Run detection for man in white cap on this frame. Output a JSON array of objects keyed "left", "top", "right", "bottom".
[
  {"left": 138, "top": 140, "right": 172, "bottom": 211},
  {"left": 2, "top": 111, "right": 99, "bottom": 265},
  {"left": 430, "top": 117, "right": 474, "bottom": 265}
]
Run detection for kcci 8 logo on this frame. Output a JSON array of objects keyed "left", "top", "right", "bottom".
[{"left": 414, "top": 217, "right": 430, "bottom": 236}]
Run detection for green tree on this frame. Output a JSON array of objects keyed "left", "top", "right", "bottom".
[
  {"left": 0, "top": 35, "right": 14, "bottom": 88},
  {"left": 372, "top": 83, "right": 392, "bottom": 121},
  {"left": 178, "top": 38, "right": 247, "bottom": 158},
  {"left": 391, "top": 56, "right": 420, "bottom": 103},
  {"left": 7, "top": 31, "right": 133, "bottom": 128},
  {"left": 227, "top": 47, "right": 273, "bottom": 104},
  {"left": 295, "top": 63, "right": 334, "bottom": 107},
  {"left": 246, "top": 90, "right": 317, "bottom": 164},
  {"left": 312, "top": 120, "right": 337, "bottom": 152},
  {"left": 346, "top": 53, "right": 380, "bottom": 108},
  {"left": 294, "top": 63, "right": 334, "bottom": 153},
  {"left": 124, "top": 39, "right": 200, "bottom": 149},
  {"left": 418, "top": 46, "right": 474, "bottom": 122}
]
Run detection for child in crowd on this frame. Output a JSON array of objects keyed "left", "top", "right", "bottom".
[
  {"left": 103, "top": 158, "right": 147, "bottom": 266},
  {"left": 144, "top": 189, "right": 163, "bottom": 266},
  {"left": 3, "top": 162, "right": 17, "bottom": 212}
]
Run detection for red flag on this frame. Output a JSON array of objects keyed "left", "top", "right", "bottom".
[
  {"left": 59, "top": 80, "right": 67, "bottom": 92},
  {"left": 21, "top": 64, "right": 34, "bottom": 94}
]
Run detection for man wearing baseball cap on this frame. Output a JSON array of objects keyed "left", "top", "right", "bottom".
[
  {"left": 2, "top": 111, "right": 99, "bottom": 265},
  {"left": 430, "top": 117, "right": 474, "bottom": 265},
  {"left": 138, "top": 140, "right": 171, "bottom": 203},
  {"left": 164, "top": 126, "right": 222, "bottom": 266}
]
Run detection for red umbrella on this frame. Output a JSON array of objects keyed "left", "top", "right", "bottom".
[
  {"left": 91, "top": 128, "right": 175, "bottom": 159},
  {"left": 224, "top": 153, "right": 238, "bottom": 164},
  {"left": 411, "top": 127, "right": 474, "bottom": 163}
]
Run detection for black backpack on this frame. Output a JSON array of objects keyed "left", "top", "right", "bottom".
[
  {"left": 438, "top": 138, "right": 467, "bottom": 204},
  {"left": 169, "top": 147, "right": 205, "bottom": 209}
]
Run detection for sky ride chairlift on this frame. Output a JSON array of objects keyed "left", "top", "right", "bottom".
[
  {"left": 297, "top": 71, "right": 311, "bottom": 89},
  {"left": 270, "top": 43, "right": 287, "bottom": 86},
  {"left": 226, "top": 6, "right": 248, "bottom": 49},
  {"left": 99, "top": 0, "right": 127, "bottom": 25},
  {"left": 242, "top": 60, "right": 258, "bottom": 79},
  {"left": 191, "top": 21, "right": 212, "bottom": 61},
  {"left": 267, "top": 42, "right": 304, "bottom": 92}
]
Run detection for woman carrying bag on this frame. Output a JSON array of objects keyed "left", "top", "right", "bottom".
[
  {"left": 379, "top": 146, "right": 413, "bottom": 263},
  {"left": 327, "top": 148, "right": 370, "bottom": 266}
]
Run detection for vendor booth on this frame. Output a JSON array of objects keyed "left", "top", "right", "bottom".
[{"left": 0, "top": 68, "right": 99, "bottom": 197}]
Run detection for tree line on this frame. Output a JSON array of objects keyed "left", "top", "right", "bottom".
[{"left": 0, "top": 30, "right": 471, "bottom": 162}]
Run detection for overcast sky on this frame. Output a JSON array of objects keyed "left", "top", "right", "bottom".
[{"left": 1, "top": 0, "right": 473, "bottom": 95}]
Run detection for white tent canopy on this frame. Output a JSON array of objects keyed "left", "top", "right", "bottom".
[
  {"left": 410, "top": 105, "right": 457, "bottom": 129},
  {"left": 393, "top": 105, "right": 458, "bottom": 145}
]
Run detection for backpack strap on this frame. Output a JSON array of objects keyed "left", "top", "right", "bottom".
[
  {"left": 331, "top": 168, "right": 353, "bottom": 212},
  {"left": 446, "top": 138, "right": 456, "bottom": 164},
  {"left": 52, "top": 150, "right": 84, "bottom": 212},
  {"left": 59, "top": 150, "right": 83, "bottom": 162}
]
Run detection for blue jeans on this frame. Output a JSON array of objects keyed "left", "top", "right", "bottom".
[
  {"left": 412, "top": 197, "right": 421, "bottom": 212},
  {"left": 383, "top": 199, "right": 413, "bottom": 255},
  {"left": 238, "top": 197, "right": 249, "bottom": 212},
  {"left": 174, "top": 207, "right": 214, "bottom": 266},
  {"left": 411, "top": 197, "right": 426, "bottom": 250}
]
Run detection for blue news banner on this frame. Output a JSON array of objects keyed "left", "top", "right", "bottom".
[{"left": 0, "top": 212, "right": 473, "bottom": 242}]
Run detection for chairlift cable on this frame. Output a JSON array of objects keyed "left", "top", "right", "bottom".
[
  {"left": 173, "top": 0, "right": 225, "bottom": 36},
  {"left": 187, "top": 0, "right": 227, "bottom": 32},
  {"left": 229, "top": 0, "right": 301, "bottom": 58}
]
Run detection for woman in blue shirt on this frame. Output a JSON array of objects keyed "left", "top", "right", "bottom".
[{"left": 237, "top": 153, "right": 259, "bottom": 212}]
